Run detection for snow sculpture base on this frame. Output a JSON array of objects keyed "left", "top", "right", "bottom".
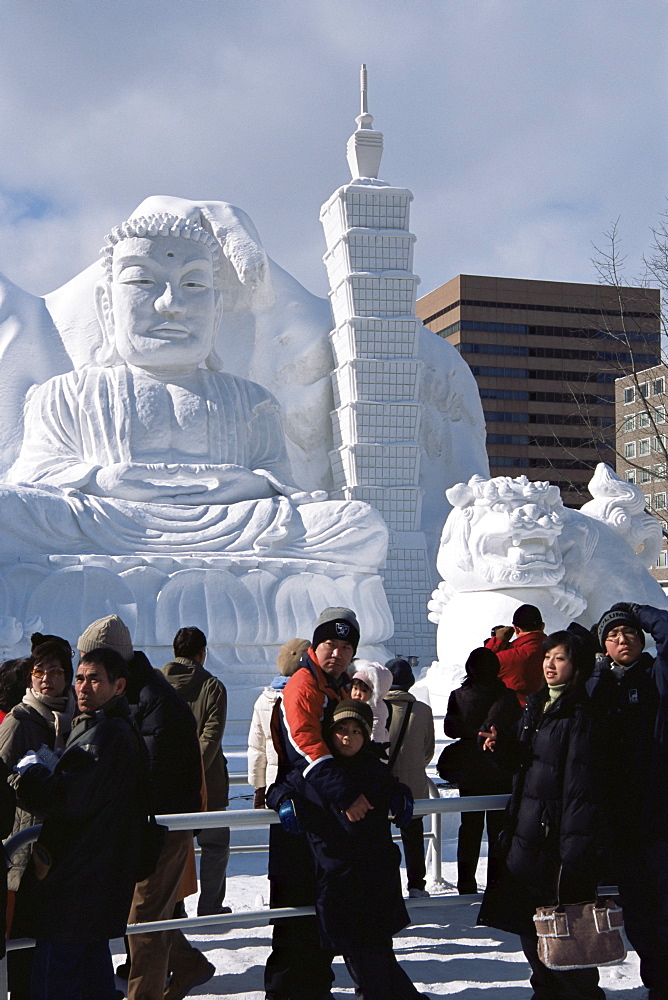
[{"left": 0, "top": 552, "right": 392, "bottom": 718}]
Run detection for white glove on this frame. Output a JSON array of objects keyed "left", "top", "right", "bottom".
[{"left": 15, "top": 752, "right": 40, "bottom": 775}]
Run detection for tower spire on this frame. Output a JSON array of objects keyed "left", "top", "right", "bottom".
[{"left": 347, "top": 63, "right": 383, "bottom": 180}]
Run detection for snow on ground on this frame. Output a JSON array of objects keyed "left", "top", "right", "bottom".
[{"left": 113, "top": 814, "right": 644, "bottom": 999}]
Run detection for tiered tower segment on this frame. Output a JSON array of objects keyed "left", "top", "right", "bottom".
[{"left": 320, "top": 66, "right": 435, "bottom": 662}]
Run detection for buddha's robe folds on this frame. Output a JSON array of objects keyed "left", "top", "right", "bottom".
[{"left": 2, "top": 366, "right": 387, "bottom": 564}]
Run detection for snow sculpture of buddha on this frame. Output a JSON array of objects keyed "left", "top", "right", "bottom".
[{"left": 1, "top": 212, "right": 387, "bottom": 568}]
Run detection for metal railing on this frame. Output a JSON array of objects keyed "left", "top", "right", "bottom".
[{"left": 0, "top": 791, "right": 510, "bottom": 998}]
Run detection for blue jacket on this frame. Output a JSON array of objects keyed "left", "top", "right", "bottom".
[{"left": 269, "top": 747, "right": 411, "bottom": 952}]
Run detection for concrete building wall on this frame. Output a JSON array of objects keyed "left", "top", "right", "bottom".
[{"left": 417, "top": 274, "right": 660, "bottom": 507}]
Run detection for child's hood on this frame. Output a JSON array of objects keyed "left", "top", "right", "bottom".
[{"left": 350, "top": 660, "right": 393, "bottom": 707}]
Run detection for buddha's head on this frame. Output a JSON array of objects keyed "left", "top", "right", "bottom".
[{"left": 95, "top": 213, "right": 224, "bottom": 373}]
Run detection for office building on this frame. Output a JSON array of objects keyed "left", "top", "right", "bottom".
[
  {"left": 616, "top": 363, "right": 668, "bottom": 588},
  {"left": 416, "top": 274, "right": 660, "bottom": 506}
]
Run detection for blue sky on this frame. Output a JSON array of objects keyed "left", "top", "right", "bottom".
[{"left": 1, "top": 0, "right": 666, "bottom": 300}]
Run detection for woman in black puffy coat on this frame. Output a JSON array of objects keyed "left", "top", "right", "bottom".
[
  {"left": 477, "top": 628, "right": 608, "bottom": 999},
  {"left": 441, "top": 648, "right": 521, "bottom": 893}
]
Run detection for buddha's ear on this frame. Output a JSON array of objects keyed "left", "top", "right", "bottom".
[
  {"left": 94, "top": 281, "right": 118, "bottom": 366},
  {"left": 213, "top": 288, "right": 224, "bottom": 337}
]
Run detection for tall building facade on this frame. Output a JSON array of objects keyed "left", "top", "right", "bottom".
[
  {"left": 616, "top": 363, "right": 668, "bottom": 589},
  {"left": 416, "top": 274, "right": 660, "bottom": 506}
]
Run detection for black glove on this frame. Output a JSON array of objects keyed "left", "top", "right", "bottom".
[{"left": 390, "top": 790, "right": 414, "bottom": 829}]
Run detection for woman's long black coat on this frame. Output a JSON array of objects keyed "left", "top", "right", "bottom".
[{"left": 478, "top": 686, "right": 607, "bottom": 936}]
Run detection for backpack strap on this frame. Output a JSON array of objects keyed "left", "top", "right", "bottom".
[{"left": 388, "top": 702, "right": 412, "bottom": 771}]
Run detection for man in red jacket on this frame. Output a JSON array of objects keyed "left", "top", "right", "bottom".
[
  {"left": 484, "top": 604, "right": 546, "bottom": 706},
  {"left": 265, "top": 606, "right": 369, "bottom": 1000}
]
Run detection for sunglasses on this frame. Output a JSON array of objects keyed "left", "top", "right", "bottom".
[{"left": 32, "top": 667, "right": 65, "bottom": 678}]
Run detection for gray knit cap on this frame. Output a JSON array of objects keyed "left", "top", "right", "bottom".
[
  {"left": 312, "top": 607, "right": 360, "bottom": 653},
  {"left": 77, "top": 615, "right": 134, "bottom": 662}
]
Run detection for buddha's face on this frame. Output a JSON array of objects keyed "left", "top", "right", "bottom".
[{"left": 99, "top": 235, "right": 222, "bottom": 372}]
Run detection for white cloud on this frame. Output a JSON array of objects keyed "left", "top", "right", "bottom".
[{"left": 0, "top": 0, "right": 665, "bottom": 298}]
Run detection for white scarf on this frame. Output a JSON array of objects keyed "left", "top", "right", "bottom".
[{"left": 22, "top": 687, "right": 77, "bottom": 752}]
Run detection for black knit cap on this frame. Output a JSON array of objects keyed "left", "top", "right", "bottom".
[
  {"left": 385, "top": 656, "right": 414, "bottom": 691},
  {"left": 597, "top": 604, "right": 645, "bottom": 649},
  {"left": 312, "top": 607, "right": 360, "bottom": 653},
  {"left": 512, "top": 604, "right": 544, "bottom": 631}
]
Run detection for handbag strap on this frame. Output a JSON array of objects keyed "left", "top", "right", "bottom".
[{"left": 388, "top": 703, "right": 412, "bottom": 770}]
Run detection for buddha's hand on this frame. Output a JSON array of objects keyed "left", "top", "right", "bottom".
[
  {"left": 88, "top": 463, "right": 208, "bottom": 501},
  {"left": 285, "top": 490, "right": 329, "bottom": 505}
]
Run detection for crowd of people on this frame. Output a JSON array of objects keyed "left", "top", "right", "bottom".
[{"left": 0, "top": 597, "right": 665, "bottom": 1000}]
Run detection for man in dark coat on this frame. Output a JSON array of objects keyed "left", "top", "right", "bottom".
[
  {"left": 14, "top": 647, "right": 147, "bottom": 1000},
  {"left": 163, "top": 626, "right": 230, "bottom": 916},
  {"left": 77, "top": 614, "right": 210, "bottom": 1000},
  {"left": 442, "top": 647, "right": 521, "bottom": 892},
  {"left": 589, "top": 602, "right": 668, "bottom": 1000}
]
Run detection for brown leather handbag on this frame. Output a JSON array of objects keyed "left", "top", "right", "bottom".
[{"left": 534, "top": 898, "right": 626, "bottom": 970}]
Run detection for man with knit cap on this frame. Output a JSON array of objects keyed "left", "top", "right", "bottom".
[
  {"left": 385, "top": 657, "right": 435, "bottom": 898},
  {"left": 77, "top": 615, "right": 210, "bottom": 1000},
  {"left": 588, "top": 602, "right": 668, "bottom": 999},
  {"left": 483, "top": 604, "right": 546, "bottom": 706},
  {"left": 264, "top": 607, "right": 368, "bottom": 1000}
]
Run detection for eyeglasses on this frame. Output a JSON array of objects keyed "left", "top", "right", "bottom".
[
  {"left": 32, "top": 667, "right": 65, "bottom": 678},
  {"left": 605, "top": 629, "right": 640, "bottom": 644}
]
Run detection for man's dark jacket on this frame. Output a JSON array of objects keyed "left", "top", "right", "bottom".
[
  {"left": 125, "top": 651, "right": 201, "bottom": 815},
  {"left": 587, "top": 602, "right": 668, "bottom": 839},
  {"left": 14, "top": 695, "right": 148, "bottom": 942}
]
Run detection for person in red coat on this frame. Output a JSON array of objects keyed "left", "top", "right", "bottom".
[{"left": 484, "top": 604, "right": 546, "bottom": 706}]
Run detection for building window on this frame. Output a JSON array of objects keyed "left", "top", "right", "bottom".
[
  {"left": 645, "top": 495, "right": 652, "bottom": 508},
  {"left": 657, "top": 550, "right": 668, "bottom": 568},
  {"left": 640, "top": 467, "right": 652, "bottom": 483},
  {"left": 654, "top": 435, "right": 667, "bottom": 453},
  {"left": 638, "top": 411, "right": 651, "bottom": 428},
  {"left": 623, "top": 414, "right": 636, "bottom": 432},
  {"left": 655, "top": 463, "right": 667, "bottom": 477},
  {"left": 625, "top": 442, "right": 636, "bottom": 458},
  {"left": 624, "top": 387, "right": 635, "bottom": 404},
  {"left": 640, "top": 382, "right": 649, "bottom": 399},
  {"left": 653, "top": 377, "right": 665, "bottom": 395},
  {"left": 655, "top": 406, "right": 666, "bottom": 424},
  {"left": 625, "top": 469, "right": 636, "bottom": 483},
  {"left": 639, "top": 438, "right": 650, "bottom": 456},
  {"left": 655, "top": 493, "right": 667, "bottom": 510}
]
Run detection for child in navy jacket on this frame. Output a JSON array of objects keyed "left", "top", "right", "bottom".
[{"left": 268, "top": 699, "right": 428, "bottom": 1000}]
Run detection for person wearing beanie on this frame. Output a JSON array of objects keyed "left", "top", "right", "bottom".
[
  {"left": 383, "top": 655, "right": 435, "bottom": 899},
  {"left": 478, "top": 628, "right": 608, "bottom": 998},
  {"left": 441, "top": 648, "right": 521, "bottom": 894},
  {"left": 268, "top": 695, "right": 425, "bottom": 1000},
  {"left": 484, "top": 604, "right": 546, "bottom": 706},
  {"left": 247, "top": 639, "right": 309, "bottom": 809},
  {"left": 386, "top": 656, "right": 415, "bottom": 692},
  {"left": 77, "top": 614, "right": 133, "bottom": 662},
  {"left": 264, "top": 607, "right": 372, "bottom": 1000},
  {"left": 77, "top": 615, "right": 211, "bottom": 1000},
  {"left": 588, "top": 602, "right": 668, "bottom": 998},
  {"left": 350, "top": 660, "right": 393, "bottom": 743},
  {"left": 10, "top": 648, "right": 147, "bottom": 1000},
  {"left": 162, "top": 627, "right": 231, "bottom": 918},
  {"left": 0, "top": 640, "right": 77, "bottom": 996}
]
